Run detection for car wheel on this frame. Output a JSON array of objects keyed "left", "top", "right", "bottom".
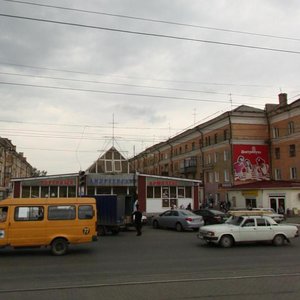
[
  {"left": 219, "top": 235, "right": 234, "bottom": 248},
  {"left": 153, "top": 220, "right": 159, "bottom": 229},
  {"left": 272, "top": 234, "right": 285, "bottom": 246},
  {"left": 51, "top": 238, "right": 68, "bottom": 256},
  {"left": 175, "top": 222, "right": 183, "bottom": 232}
]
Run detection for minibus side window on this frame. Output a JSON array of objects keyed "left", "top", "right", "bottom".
[
  {"left": 48, "top": 205, "right": 76, "bottom": 220},
  {"left": 0, "top": 207, "right": 8, "bottom": 222},
  {"left": 79, "top": 205, "right": 94, "bottom": 219},
  {"left": 14, "top": 206, "right": 44, "bottom": 221}
]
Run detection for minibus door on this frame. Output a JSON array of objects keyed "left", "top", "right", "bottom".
[
  {"left": 9, "top": 206, "right": 46, "bottom": 247},
  {"left": 0, "top": 206, "right": 9, "bottom": 246}
]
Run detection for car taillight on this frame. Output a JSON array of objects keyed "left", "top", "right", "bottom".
[{"left": 185, "top": 218, "right": 193, "bottom": 222}]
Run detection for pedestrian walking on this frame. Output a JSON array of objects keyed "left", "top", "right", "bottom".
[{"left": 132, "top": 204, "right": 143, "bottom": 236}]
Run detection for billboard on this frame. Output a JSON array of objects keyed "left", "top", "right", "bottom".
[{"left": 233, "top": 145, "right": 270, "bottom": 182}]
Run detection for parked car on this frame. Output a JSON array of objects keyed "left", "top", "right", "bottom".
[
  {"left": 251, "top": 208, "right": 285, "bottom": 223},
  {"left": 198, "top": 215, "right": 299, "bottom": 248},
  {"left": 228, "top": 209, "right": 285, "bottom": 223},
  {"left": 193, "top": 209, "right": 227, "bottom": 225},
  {"left": 152, "top": 209, "right": 204, "bottom": 231}
]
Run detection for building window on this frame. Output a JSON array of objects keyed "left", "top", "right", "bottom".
[
  {"left": 215, "top": 171, "right": 219, "bottom": 182},
  {"left": 192, "top": 142, "right": 195, "bottom": 151},
  {"left": 214, "top": 133, "right": 218, "bottom": 144},
  {"left": 288, "top": 121, "right": 295, "bottom": 134},
  {"left": 207, "top": 154, "right": 211, "bottom": 164},
  {"left": 224, "top": 170, "right": 229, "bottom": 182},
  {"left": 275, "top": 147, "right": 280, "bottom": 159},
  {"left": 224, "top": 150, "right": 229, "bottom": 161},
  {"left": 209, "top": 172, "right": 213, "bottom": 183},
  {"left": 272, "top": 127, "right": 279, "bottom": 138},
  {"left": 289, "top": 144, "right": 296, "bottom": 157},
  {"left": 274, "top": 169, "right": 281, "bottom": 180},
  {"left": 290, "top": 167, "right": 297, "bottom": 179},
  {"left": 185, "top": 144, "right": 188, "bottom": 152},
  {"left": 214, "top": 152, "right": 218, "bottom": 163},
  {"left": 105, "top": 160, "right": 113, "bottom": 172},
  {"left": 224, "top": 129, "right": 229, "bottom": 140}
]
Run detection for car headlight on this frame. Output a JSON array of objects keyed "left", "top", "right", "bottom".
[
  {"left": 205, "top": 231, "right": 215, "bottom": 237},
  {"left": 200, "top": 231, "right": 215, "bottom": 237}
]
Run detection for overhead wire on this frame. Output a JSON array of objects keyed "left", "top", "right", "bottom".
[
  {"left": 3, "top": 0, "right": 300, "bottom": 42},
  {"left": 0, "top": 71, "right": 274, "bottom": 100},
  {"left": 0, "top": 61, "right": 275, "bottom": 88},
  {"left": 1, "top": 13, "right": 300, "bottom": 54},
  {"left": 0, "top": 81, "right": 268, "bottom": 106}
]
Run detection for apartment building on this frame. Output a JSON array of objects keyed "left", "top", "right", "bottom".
[
  {"left": 0, "top": 138, "right": 33, "bottom": 199},
  {"left": 130, "top": 93, "right": 300, "bottom": 206},
  {"left": 268, "top": 93, "right": 300, "bottom": 182}
]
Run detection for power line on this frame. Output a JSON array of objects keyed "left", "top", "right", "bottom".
[
  {"left": 0, "top": 119, "right": 179, "bottom": 131},
  {"left": 1, "top": 13, "right": 300, "bottom": 54},
  {"left": 0, "top": 81, "right": 268, "bottom": 106},
  {"left": 3, "top": 0, "right": 300, "bottom": 42},
  {"left": 0, "top": 61, "right": 275, "bottom": 88},
  {"left": 0, "top": 71, "right": 274, "bottom": 100}
]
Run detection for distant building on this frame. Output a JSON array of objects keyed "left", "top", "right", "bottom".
[{"left": 0, "top": 138, "right": 33, "bottom": 199}]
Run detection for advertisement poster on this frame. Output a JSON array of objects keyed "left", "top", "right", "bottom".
[{"left": 233, "top": 145, "right": 270, "bottom": 182}]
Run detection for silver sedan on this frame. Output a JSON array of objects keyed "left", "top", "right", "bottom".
[{"left": 152, "top": 209, "right": 204, "bottom": 231}]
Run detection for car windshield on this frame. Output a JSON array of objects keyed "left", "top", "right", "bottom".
[{"left": 226, "top": 216, "right": 244, "bottom": 226}]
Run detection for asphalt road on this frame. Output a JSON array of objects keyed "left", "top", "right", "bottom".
[{"left": 1, "top": 225, "right": 300, "bottom": 300}]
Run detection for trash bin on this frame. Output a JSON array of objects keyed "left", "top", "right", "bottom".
[{"left": 293, "top": 208, "right": 299, "bottom": 216}]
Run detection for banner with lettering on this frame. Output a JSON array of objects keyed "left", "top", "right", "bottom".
[{"left": 233, "top": 145, "right": 270, "bottom": 182}]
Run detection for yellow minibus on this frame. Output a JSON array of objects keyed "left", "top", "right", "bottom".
[{"left": 0, "top": 197, "right": 97, "bottom": 255}]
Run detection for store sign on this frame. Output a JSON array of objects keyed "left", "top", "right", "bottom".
[
  {"left": 233, "top": 145, "right": 270, "bottom": 183},
  {"left": 87, "top": 174, "right": 135, "bottom": 186},
  {"left": 242, "top": 190, "right": 258, "bottom": 197},
  {"left": 147, "top": 178, "right": 193, "bottom": 187},
  {"left": 22, "top": 177, "right": 76, "bottom": 186}
]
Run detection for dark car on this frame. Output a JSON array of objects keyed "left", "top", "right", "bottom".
[{"left": 193, "top": 209, "right": 226, "bottom": 225}]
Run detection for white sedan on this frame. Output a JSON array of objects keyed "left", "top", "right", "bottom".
[{"left": 198, "top": 215, "right": 299, "bottom": 248}]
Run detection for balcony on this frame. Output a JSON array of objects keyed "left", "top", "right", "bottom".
[{"left": 180, "top": 157, "right": 197, "bottom": 174}]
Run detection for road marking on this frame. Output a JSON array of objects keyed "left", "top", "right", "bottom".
[{"left": 1, "top": 272, "right": 300, "bottom": 294}]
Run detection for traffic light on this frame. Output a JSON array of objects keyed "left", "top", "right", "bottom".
[
  {"left": 78, "top": 171, "right": 86, "bottom": 197},
  {"left": 78, "top": 171, "right": 86, "bottom": 187}
]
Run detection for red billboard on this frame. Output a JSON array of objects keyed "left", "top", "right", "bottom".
[{"left": 233, "top": 145, "right": 270, "bottom": 182}]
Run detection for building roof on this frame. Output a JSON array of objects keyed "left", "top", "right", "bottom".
[{"left": 229, "top": 180, "right": 300, "bottom": 190}]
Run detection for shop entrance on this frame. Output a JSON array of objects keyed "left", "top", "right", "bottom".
[{"left": 269, "top": 197, "right": 285, "bottom": 213}]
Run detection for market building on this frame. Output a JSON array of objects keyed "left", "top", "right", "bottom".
[{"left": 10, "top": 147, "right": 203, "bottom": 214}]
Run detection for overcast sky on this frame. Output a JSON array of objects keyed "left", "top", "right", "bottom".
[{"left": 1, "top": 0, "right": 300, "bottom": 175}]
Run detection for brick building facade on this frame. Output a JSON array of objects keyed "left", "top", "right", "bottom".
[
  {"left": 130, "top": 93, "right": 300, "bottom": 207},
  {"left": 0, "top": 138, "right": 33, "bottom": 199}
]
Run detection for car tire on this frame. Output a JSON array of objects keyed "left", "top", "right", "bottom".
[
  {"left": 175, "top": 222, "right": 183, "bottom": 232},
  {"left": 272, "top": 234, "right": 285, "bottom": 246},
  {"left": 219, "top": 235, "right": 234, "bottom": 248},
  {"left": 153, "top": 220, "right": 159, "bottom": 229},
  {"left": 51, "top": 238, "right": 68, "bottom": 256}
]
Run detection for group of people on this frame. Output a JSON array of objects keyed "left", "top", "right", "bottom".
[{"left": 171, "top": 203, "right": 192, "bottom": 210}]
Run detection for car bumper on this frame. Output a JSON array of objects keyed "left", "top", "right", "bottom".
[
  {"left": 197, "top": 233, "right": 218, "bottom": 242},
  {"left": 186, "top": 221, "right": 205, "bottom": 229}
]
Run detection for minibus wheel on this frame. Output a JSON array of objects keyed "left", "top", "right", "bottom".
[{"left": 51, "top": 238, "right": 68, "bottom": 256}]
